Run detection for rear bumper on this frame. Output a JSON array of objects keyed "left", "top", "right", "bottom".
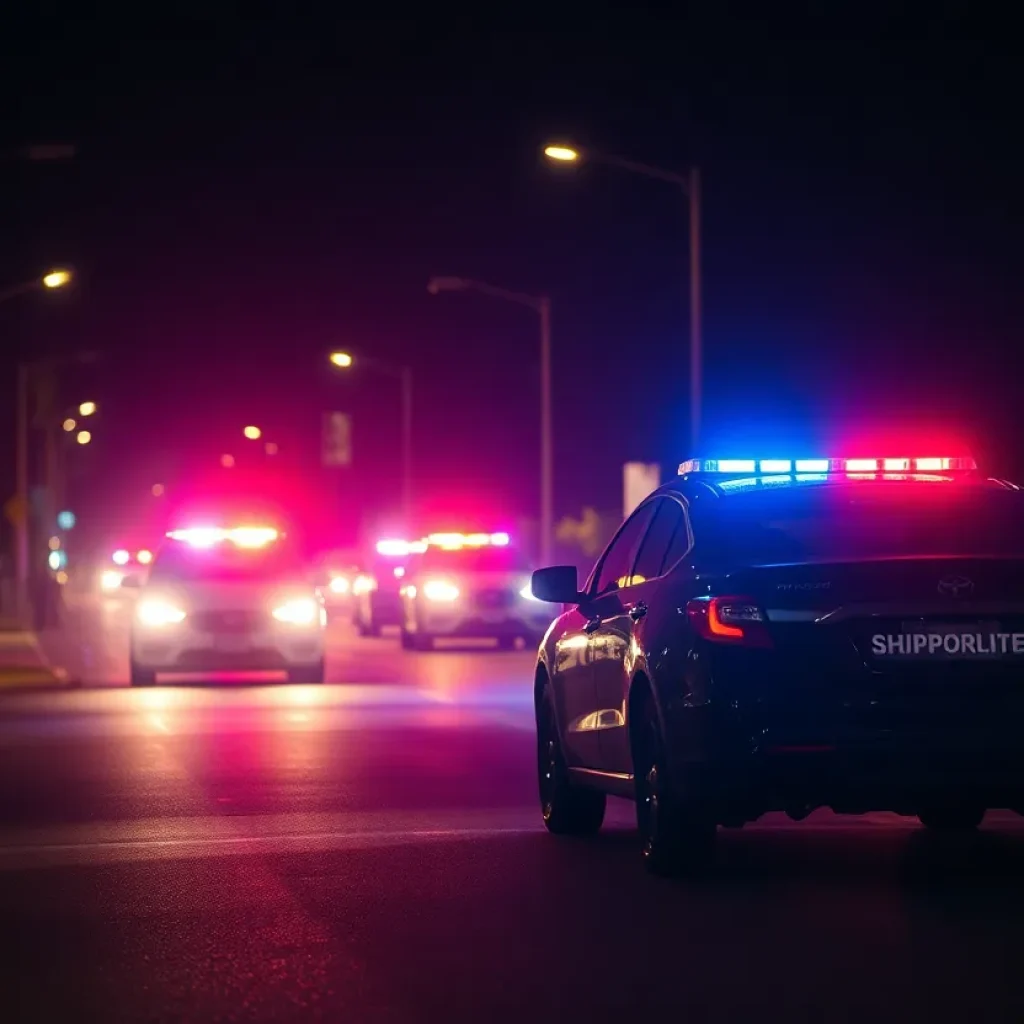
[
  {"left": 131, "top": 626, "right": 324, "bottom": 672},
  {"left": 666, "top": 689, "right": 1024, "bottom": 816}
]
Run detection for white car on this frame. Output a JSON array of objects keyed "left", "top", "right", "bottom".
[
  {"left": 126, "top": 526, "right": 326, "bottom": 686},
  {"left": 399, "top": 533, "right": 553, "bottom": 650}
]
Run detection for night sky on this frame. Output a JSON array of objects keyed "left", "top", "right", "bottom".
[{"left": 2, "top": 12, "right": 1022, "bottom": 549}]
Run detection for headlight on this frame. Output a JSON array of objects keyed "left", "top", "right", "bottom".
[
  {"left": 422, "top": 579, "right": 460, "bottom": 602},
  {"left": 101, "top": 570, "right": 124, "bottom": 591},
  {"left": 329, "top": 576, "right": 349, "bottom": 594},
  {"left": 137, "top": 599, "right": 186, "bottom": 626},
  {"left": 272, "top": 597, "right": 320, "bottom": 625},
  {"left": 352, "top": 574, "right": 376, "bottom": 595},
  {"left": 519, "top": 583, "right": 538, "bottom": 601}
]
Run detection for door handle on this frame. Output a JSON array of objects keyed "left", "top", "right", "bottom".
[
  {"left": 628, "top": 602, "right": 648, "bottom": 622},
  {"left": 584, "top": 617, "right": 601, "bottom": 634}
]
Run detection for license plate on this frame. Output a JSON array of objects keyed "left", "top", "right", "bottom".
[
  {"left": 870, "top": 622, "right": 1024, "bottom": 660},
  {"left": 215, "top": 635, "right": 250, "bottom": 653}
]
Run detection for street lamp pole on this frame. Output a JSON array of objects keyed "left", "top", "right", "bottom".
[
  {"left": 2, "top": 270, "right": 76, "bottom": 620},
  {"left": 539, "top": 296, "right": 553, "bottom": 567},
  {"left": 14, "top": 364, "right": 30, "bottom": 619},
  {"left": 427, "top": 277, "right": 554, "bottom": 564},
  {"left": 545, "top": 144, "right": 703, "bottom": 450},
  {"left": 329, "top": 351, "right": 415, "bottom": 527},
  {"left": 400, "top": 365, "right": 413, "bottom": 525}
]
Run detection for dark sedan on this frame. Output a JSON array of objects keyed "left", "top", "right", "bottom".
[{"left": 529, "top": 455, "right": 1024, "bottom": 874}]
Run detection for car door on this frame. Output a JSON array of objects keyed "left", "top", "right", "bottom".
[
  {"left": 575, "top": 501, "right": 661, "bottom": 772},
  {"left": 592, "top": 496, "right": 691, "bottom": 774}
]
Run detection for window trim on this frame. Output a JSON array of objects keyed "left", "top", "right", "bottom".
[
  {"left": 630, "top": 494, "right": 695, "bottom": 584},
  {"left": 585, "top": 500, "right": 658, "bottom": 597}
]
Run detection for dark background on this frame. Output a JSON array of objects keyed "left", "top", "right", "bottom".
[{"left": 2, "top": 10, "right": 1022, "bottom": 551}]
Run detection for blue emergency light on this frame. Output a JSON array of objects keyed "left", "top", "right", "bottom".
[{"left": 678, "top": 456, "right": 978, "bottom": 476}]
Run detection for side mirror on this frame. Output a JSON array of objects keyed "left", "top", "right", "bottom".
[
  {"left": 119, "top": 574, "right": 141, "bottom": 589},
  {"left": 530, "top": 565, "right": 584, "bottom": 604}
]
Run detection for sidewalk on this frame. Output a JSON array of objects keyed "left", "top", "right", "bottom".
[{"left": 0, "top": 618, "right": 67, "bottom": 688}]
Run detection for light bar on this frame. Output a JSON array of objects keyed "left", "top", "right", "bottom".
[
  {"left": 424, "top": 531, "right": 511, "bottom": 550},
  {"left": 166, "top": 526, "right": 279, "bottom": 548},
  {"left": 679, "top": 456, "right": 977, "bottom": 476}
]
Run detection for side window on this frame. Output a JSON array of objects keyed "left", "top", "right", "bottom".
[
  {"left": 632, "top": 498, "right": 686, "bottom": 583},
  {"left": 661, "top": 500, "right": 693, "bottom": 572},
  {"left": 592, "top": 503, "right": 656, "bottom": 595}
]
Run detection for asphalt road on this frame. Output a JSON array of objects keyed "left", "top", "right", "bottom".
[{"left": 4, "top": 594, "right": 1024, "bottom": 1021}]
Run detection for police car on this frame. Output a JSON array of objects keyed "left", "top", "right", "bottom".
[
  {"left": 399, "top": 532, "right": 552, "bottom": 650},
  {"left": 100, "top": 546, "right": 155, "bottom": 592},
  {"left": 352, "top": 538, "right": 425, "bottom": 637},
  {"left": 125, "top": 525, "right": 326, "bottom": 686},
  {"left": 529, "top": 453, "right": 1024, "bottom": 874}
]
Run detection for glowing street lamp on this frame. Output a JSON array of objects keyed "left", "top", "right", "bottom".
[
  {"left": 62, "top": 418, "right": 76, "bottom": 432},
  {"left": 78, "top": 400, "right": 96, "bottom": 417},
  {"left": 76, "top": 430, "right": 91, "bottom": 445},
  {"left": 542, "top": 145, "right": 579, "bottom": 162},
  {"left": 42, "top": 269, "right": 72, "bottom": 289},
  {"left": 243, "top": 425, "right": 261, "bottom": 440},
  {"left": 542, "top": 138, "right": 703, "bottom": 449},
  {"left": 329, "top": 351, "right": 353, "bottom": 368}
]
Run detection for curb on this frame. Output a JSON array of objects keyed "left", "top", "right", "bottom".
[{"left": 0, "top": 630, "right": 69, "bottom": 689}]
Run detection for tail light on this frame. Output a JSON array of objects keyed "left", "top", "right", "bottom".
[{"left": 686, "top": 596, "right": 772, "bottom": 648}]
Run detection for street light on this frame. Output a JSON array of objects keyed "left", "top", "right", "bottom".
[
  {"left": 62, "top": 418, "right": 76, "bottom": 432},
  {"left": 76, "top": 430, "right": 91, "bottom": 445},
  {"left": 543, "top": 145, "right": 579, "bottom": 162},
  {"left": 42, "top": 269, "right": 72, "bottom": 289},
  {"left": 328, "top": 351, "right": 413, "bottom": 524},
  {"left": 78, "top": 400, "right": 96, "bottom": 417},
  {"left": 543, "top": 141, "right": 703, "bottom": 450},
  {"left": 1, "top": 268, "right": 73, "bottom": 305},
  {"left": 243, "top": 425, "right": 261, "bottom": 440},
  {"left": 427, "top": 276, "right": 553, "bottom": 564}
]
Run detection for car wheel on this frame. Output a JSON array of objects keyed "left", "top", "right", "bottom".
[
  {"left": 536, "top": 684, "right": 605, "bottom": 835},
  {"left": 129, "top": 661, "right": 157, "bottom": 687},
  {"left": 413, "top": 631, "right": 434, "bottom": 651},
  {"left": 287, "top": 659, "right": 325, "bottom": 684},
  {"left": 400, "top": 628, "right": 414, "bottom": 650},
  {"left": 918, "top": 806, "right": 986, "bottom": 831},
  {"left": 633, "top": 694, "right": 716, "bottom": 875}
]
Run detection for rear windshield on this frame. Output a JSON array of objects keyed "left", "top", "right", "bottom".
[
  {"left": 416, "top": 546, "right": 529, "bottom": 573},
  {"left": 694, "top": 484, "right": 1024, "bottom": 564},
  {"left": 150, "top": 542, "right": 310, "bottom": 582}
]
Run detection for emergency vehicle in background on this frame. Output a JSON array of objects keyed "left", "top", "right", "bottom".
[
  {"left": 100, "top": 546, "right": 155, "bottom": 592},
  {"left": 126, "top": 524, "right": 326, "bottom": 686},
  {"left": 399, "top": 531, "right": 552, "bottom": 650},
  {"left": 351, "top": 538, "right": 426, "bottom": 636}
]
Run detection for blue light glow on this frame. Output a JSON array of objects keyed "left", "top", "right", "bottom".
[{"left": 759, "top": 459, "right": 792, "bottom": 473}]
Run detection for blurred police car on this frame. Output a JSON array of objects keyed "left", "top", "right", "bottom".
[
  {"left": 399, "top": 532, "right": 552, "bottom": 650},
  {"left": 352, "top": 538, "right": 425, "bottom": 636},
  {"left": 128, "top": 525, "right": 326, "bottom": 686},
  {"left": 100, "top": 546, "right": 155, "bottom": 593},
  {"left": 529, "top": 452, "right": 1024, "bottom": 874}
]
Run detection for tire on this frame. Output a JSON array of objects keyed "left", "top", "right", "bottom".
[
  {"left": 536, "top": 684, "right": 606, "bottom": 835},
  {"left": 633, "top": 693, "right": 717, "bottom": 875},
  {"left": 129, "top": 661, "right": 157, "bottom": 687},
  {"left": 413, "top": 631, "right": 434, "bottom": 652},
  {"left": 918, "top": 806, "right": 986, "bottom": 832},
  {"left": 287, "top": 659, "right": 325, "bottom": 684},
  {"left": 400, "top": 628, "right": 414, "bottom": 650}
]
